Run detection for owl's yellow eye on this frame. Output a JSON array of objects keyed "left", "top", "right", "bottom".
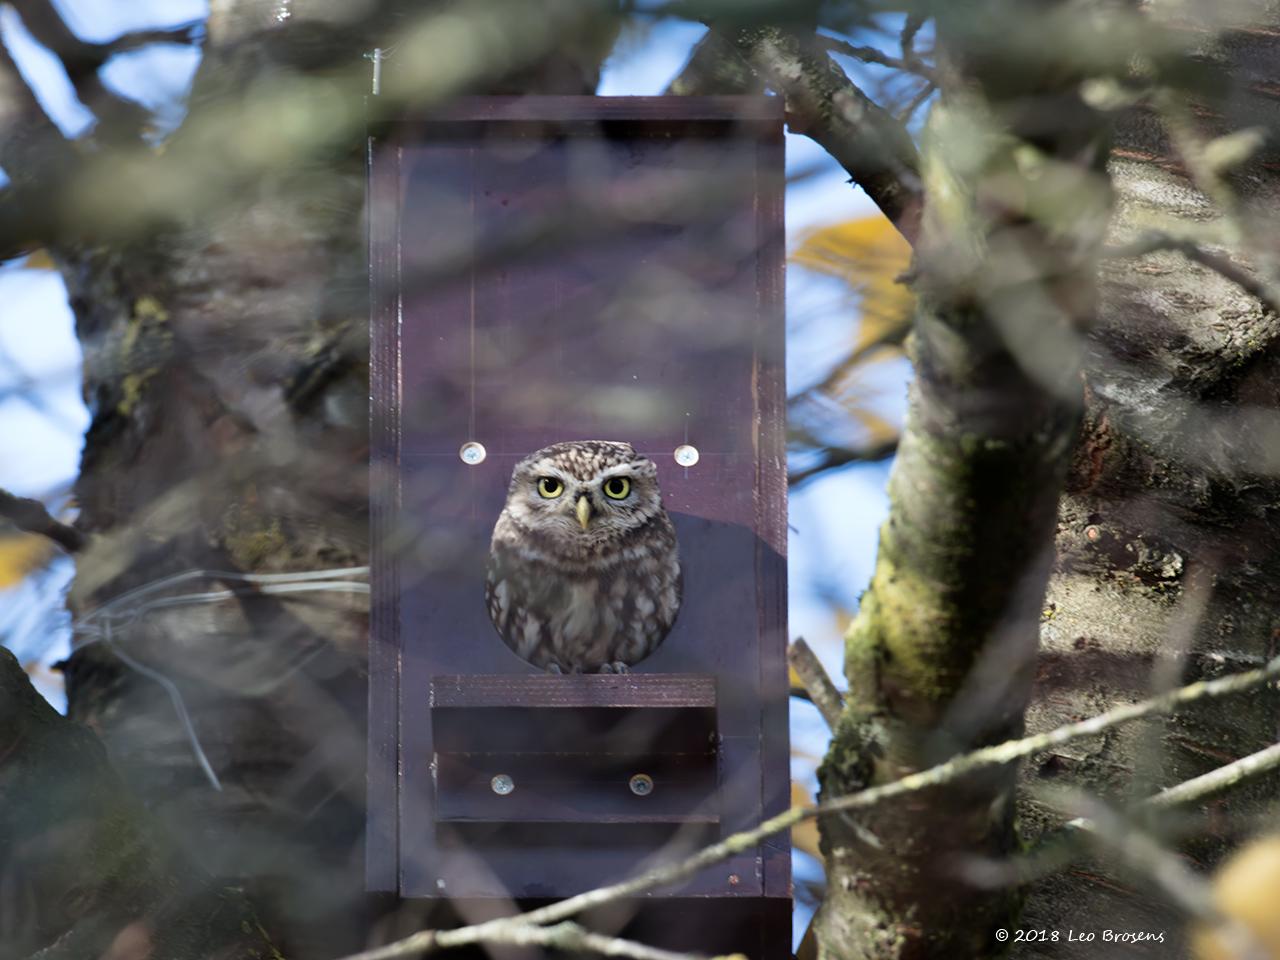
[
  {"left": 537, "top": 477, "right": 564, "bottom": 498},
  {"left": 602, "top": 476, "right": 631, "bottom": 500}
]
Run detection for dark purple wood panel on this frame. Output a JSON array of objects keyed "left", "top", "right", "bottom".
[
  {"left": 366, "top": 132, "right": 401, "bottom": 893},
  {"left": 430, "top": 673, "right": 716, "bottom": 708},
  {"left": 368, "top": 97, "right": 788, "bottom": 907},
  {"left": 755, "top": 130, "right": 792, "bottom": 898},
  {"left": 435, "top": 753, "right": 718, "bottom": 823}
]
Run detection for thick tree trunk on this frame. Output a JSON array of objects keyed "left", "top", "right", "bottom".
[
  {"left": 54, "top": 10, "right": 376, "bottom": 957},
  {"left": 0, "top": 648, "right": 274, "bottom": 959},
  {"left": 10, "top": 2, "right": 1279, "bottom": 958},
  {"left": 44, "top": 2, "right": 618, "bottom": 957},
  {"left": 1020, "top": 7, "right": 1280, "bottom": 955},
  {"left": 814, "top": 3, "right": 1114, "bottom": 958}
]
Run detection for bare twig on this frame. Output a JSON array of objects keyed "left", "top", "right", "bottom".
[
  {"left": 1106, "top": 230, "right": 1280, "bottom": 319},
  {"left": 788, "top": 637, "right": 845, "bottom": 728},
  {"left": 0, "top": 487, "right": 84, "bottom": 553},
  {"left": 718, "top": 27, "right": 922, "bottom": 243},
  {"left": 1143, "top": 740, "right": 1280, "bottom": 810},
  {"left": 900, "top": 14, "right": 925, "bottom": 55},
  {"left": 69, "top": 566, "right": 371, "bottom": 790},
  {"left": 343, "top": 918, "right": 745, "bottom": 960},
  {"left": 346, "top": 653, "right": 1280, "bottom": 960},
  {"left": 666, "top": 26, "right": 923, "bottom": 240},
  {"left": 74, "top": 565, "right": 371, "bottom": 630},
  {"left": 1067, "top": 792, "right": 1221, "bottom": 923},
  {"left": 1064, "top": 793, "right": 1270, "bottom": 960},
  {"left": 789, "top": 437, "right": 898, "bottom": 486},
  {"left": 897, "top": 80, "right": 936, "bottom": 122},
  {"left": 967, "top": 739, "right": 1280, "bottom": 892},
  {"left": 1153, "top": 91, "right": 1280, "bottom": 340},
  {"left": 1069, "top": 797, "right": 1269, "bottom": 960},
  {"left": 816, "top": 35, "right": 937, "bottom": 80},
  {"left": 8, "top": 0, "right": 199, "bottom": 130}
]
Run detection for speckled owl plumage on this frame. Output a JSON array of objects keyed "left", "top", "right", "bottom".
[{"left": 485, "top": 440, "right": 682, "bottom": 673}]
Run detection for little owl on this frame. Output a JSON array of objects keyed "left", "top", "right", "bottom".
[{"left": 486, "top": 440, "right": 681, "bottom": 673}]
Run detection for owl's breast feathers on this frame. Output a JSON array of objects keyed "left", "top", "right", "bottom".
[{"left": 485, "top": 509, "right": 680, "bottom": 672}]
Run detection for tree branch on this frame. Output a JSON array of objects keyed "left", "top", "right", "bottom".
[
  {"left": 6, "top": 0, "right": 200, "bottom": 140},
  {"left": 340, "top": 918, "right": 743, "bottom": 960},
  {"left": 1142, "top": 739, "right": 1280, "bottom": 811},
  {"left": 0, "top": 487, "right": 84, "bottom": 553},
  {"left": 1106, "top": 230, "right": 1280, "bottom": 320},
  {"left": 788, "top": 437, "right": 898, "bottom": 486},
  {"left": 815, "top": 35, "right": 937, "bottom": 81},
  {"left": 788, "top": 636, "right": 845, "bottom": 727},
  {"left": 899, "top": 13, "right": 925, "bottom": 64},
  {"left": 809, "top": 4, "right": 1114, "bottom": 950},
  {"left": 663, "top": 31, "right": 762, "bottom": 96},
  {"left": 0, "top": 36, "right": 80, "bottom": 259},
  {"left": 342, "top": 652, "right": 1280, "bottom": 960},
  {"left": 673, "top": 25, "right": 923, "bottom": 243},
  {"left": 730, "top": 27, "right": 922, "bottom": 242}
]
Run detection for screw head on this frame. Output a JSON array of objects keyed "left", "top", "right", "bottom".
[
  {"left": 490, "top": 774, "right": 515, "bottom": 795},
  {"left": 460, "top": 441, "right": 487, "bottom": 465},
  {"left": 728, "top": 874, "right": 740, "bottom": 886},
  {"left": 629, "top": 773, "right": 654, "bottom": 796},
  {"left": 673, "top": 444, "right": 699, "bottom": 467}
]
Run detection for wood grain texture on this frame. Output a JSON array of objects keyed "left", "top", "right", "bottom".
[
  {"left": 365, "top": 120, "right": 401, "bottom": 894},
  {"left": 368, "top": 96, "right": 788, "bottom": 906},
  {"left": 430, "top": 673, "right": 716, "bottom": 708}
]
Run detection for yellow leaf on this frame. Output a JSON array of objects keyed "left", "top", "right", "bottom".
[
  {"left": 0, "top": 532, "right": 55, "bottom": 589},
  {"left": 20, "top": 249, "right": 56, "bottom": 271},
  {"left": 789, "top": 662, "right": 804, "bottom": 693},
  {"left": 1195, "top": 834, "right": 1280, "bottom": 960},
  {"left": 851, "top": 408, "right": 899, "bottom": 448},
  {"left": 791, "top": 780, "right": 823, "bottom": 863},
  {"left": 791, "top": 214, "right": 914, "bottom": 358}
]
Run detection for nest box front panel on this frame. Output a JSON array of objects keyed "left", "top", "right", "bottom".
[{"left": 368, "top": 97, "right": 787, "bottom": 903}]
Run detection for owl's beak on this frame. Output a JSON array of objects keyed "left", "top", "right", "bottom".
[{"left": 575, "top": 495, "right": 592, "bottom": 531}]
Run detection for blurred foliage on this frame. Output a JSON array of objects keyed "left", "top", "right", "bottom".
[
  {"left": 0, "top": 531, "right": 53, "bottom": 589},
  {"left": 791, "top": 212, "right": 913, "bottom": 365},
  {"left": 788, "top": 213, "right": 911, "bottom": 477},
  {"left": 1195, "top": 834, "right": 1280, "bottom": 960},
  {"left": 19, "top": 249, "right": 55, "bottom": 270}
]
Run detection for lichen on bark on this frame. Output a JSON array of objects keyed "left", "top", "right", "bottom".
[{"left": 814, "top": 4, "right": 1115, "bottom": 956}]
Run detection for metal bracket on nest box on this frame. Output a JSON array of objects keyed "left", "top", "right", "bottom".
[{"left": 367, "top": 96, "right": 789, "bottom": 958}]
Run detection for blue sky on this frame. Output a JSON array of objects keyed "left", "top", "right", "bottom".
[{"left": 0, "top": 5, "right": 910, "bottom": 945}]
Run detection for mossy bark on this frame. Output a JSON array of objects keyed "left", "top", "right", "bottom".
[
  {"left": 35, "top": 3, "right": 621, "bottom": 956},
  {"left": 814, "top": 4, "right": 1114, "bottom": 957}
]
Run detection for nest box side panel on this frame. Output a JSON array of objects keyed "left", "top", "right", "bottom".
[
  {"left": 368, "top": 97, "right": 788, "bottom": 902},
  {"left": 367, "top": 137, "right": 402, "bottom": 893}
]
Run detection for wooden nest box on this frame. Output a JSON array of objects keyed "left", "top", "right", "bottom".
[{"left": 368, "top": 96, "right": 789, "bottom": 957}]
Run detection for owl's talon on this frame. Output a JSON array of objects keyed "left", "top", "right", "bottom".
[
  {"left": 610, "top": 661, "right": 629, "bottom": 674},
  {"left": 546, "top": 662, "right": 564, "bottom": 674}
]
